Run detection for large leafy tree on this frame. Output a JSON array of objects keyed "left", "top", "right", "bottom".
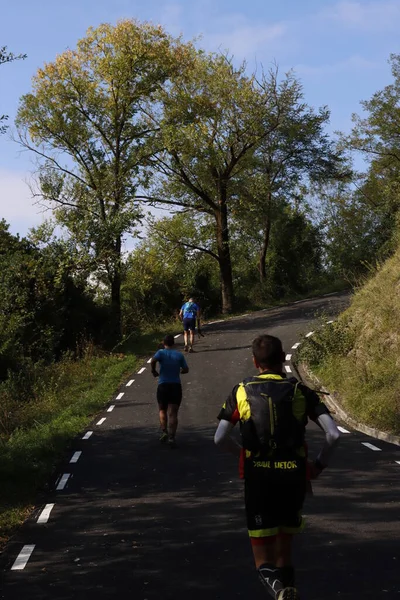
[
  {"left": 16, "top": 20, "right": 193, "bottom": 340},
  {"left": 237, "top": 73, "right": 345, "bottom": 283},
  {"left": 141, "top": 56, "right": 284, "bottom": 313}
]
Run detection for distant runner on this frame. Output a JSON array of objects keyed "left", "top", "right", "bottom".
[
  {"left": 214, "top": 334, "right": 340, "bottom": 599},
  {"left": 179, "top": 297, "right": 201, "bottom": 353},
  {"left": 151, "top": 334, "right": 189, "bottom": 448}
]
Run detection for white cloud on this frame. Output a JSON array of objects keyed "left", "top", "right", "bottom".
[
  {"left": 202, "top": 18, "right": 287, "bottom": 59},
  {"left": 295, "top": 54, "right": 381, "bottom": 77},
  {"left": 320, "top": 1, "right": 400, "bottom": 31},
  {"left": 0, "top": 168, "right": 49, "bottom": 236}
]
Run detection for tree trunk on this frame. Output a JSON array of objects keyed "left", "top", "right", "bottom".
[
  {"left": 110, "top": 235, "right": 122, "bottom": 344},
  {"left": 258, "top": 190, "right": 273, "bottom": 283},
  {"left": 215, "top": 200, "right": 234, "bottom": 313}
]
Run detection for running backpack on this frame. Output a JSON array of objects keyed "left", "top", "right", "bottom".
[{"left": 239, "top": 376, "right": 305, "bottom": 453}]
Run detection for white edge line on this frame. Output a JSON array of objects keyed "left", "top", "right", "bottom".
[
  {"left": 37, "top": 503, "right": 55, "bottom": 524},
  {"left": 82, "top": 431, "right": 93, "bottom": 440},
  {"left": 137, "top": 367, "right": 146, "bottom": 374},
  {"left": 107, "top": 405, "right": 115, "bottom": 412},
  {"left": 96, "top": 417, "right": 106, "bottom": 425},
  {"left": 395, "top": 461, "right": 400, "bottom": 465},
  {"left": 326, "top": 320, "right": 334, "bottom": 324},
  {"left": 305, "top": 331, "right": 315, "bottom": 338},
  {"left": 284, "top": 365, "right": 292, "bottom": 373},
  {"left": 337, "top": 426, "right": 350, "bottom": 434},
  {"left": 147, "top": 357, "right": 152, "bottom": 363},
  {"left": 126, "top": 380, "right": 134, "bottom": 387},
  {"left": 69, "top": 451, "right": 82, "bottom": 463},
  {"left": 56, "top": 473, "right": 71, "bottom": 491},
  {"left": 174, "top": 334, "right": 182, "bottom": 338},
  {"left": 11, "top": 545, "right": 36, "bottom": 570},
  {"left": 292, "top": 343, "right": 301, "bottom": 349},
  {"left": 116, "top": 392, "right": 124, "bottom": 400},
  {"left": 285, "top": 354, "right": 292, "bottom": 361},
  {"left": 361, "top": 442, "right": 382, "bottom": 451}
]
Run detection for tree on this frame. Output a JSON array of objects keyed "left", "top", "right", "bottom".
[
  {"left": 140, "top": 56, "right": 285, "bottom": 313},
  {"left": 15, "top": 20, "right": 193, "bottom": 341},
  {"left": 234, "top": 72, "right": 345, "bottom": 283},
  {"left": 0, "top": 46, "right": 26, "bottom": 133}
]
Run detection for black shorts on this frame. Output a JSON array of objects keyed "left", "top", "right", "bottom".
[
  {"left": 183, "top": 317, "right": 196, "bottom": 331},
  {"left": 245, "top": 462, "right": 306, "bottom": 538},
  {"left": 157, "top": 383, "right": 182, "bottom": 410}
]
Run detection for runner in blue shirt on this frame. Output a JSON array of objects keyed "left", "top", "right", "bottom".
[
  {"left": 179, "top": 297, "right": 201, "bottom": 353},
  {"left": 150, "top": 334, "right": 189, "bottom": 448}
]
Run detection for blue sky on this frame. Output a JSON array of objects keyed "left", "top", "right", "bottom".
[{"left": 1, "top": 0, "right": 400, "bottom": 237}]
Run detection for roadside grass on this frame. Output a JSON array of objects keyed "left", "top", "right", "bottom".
[
  {"left": 0, "top": 348, "right": 141, "bottom": 547},
  {"left": 299, "top": 254, "right": 400, "bottom": 436}
]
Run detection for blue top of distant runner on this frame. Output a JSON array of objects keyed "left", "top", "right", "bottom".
[
  {"left": 153, "top": 349, "right": 188, "bottom": 384},
  {"left": 181, "top": 301, "right": 200, "bottom": 319}
]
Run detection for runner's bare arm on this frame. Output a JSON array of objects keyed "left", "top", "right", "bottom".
[{"left": 150, "top": 357, "right": 159, "bottom": 377}]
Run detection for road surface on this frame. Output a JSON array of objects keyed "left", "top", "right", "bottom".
[{"left": 1, "top": 292, "right": 399, "bottom": 599}]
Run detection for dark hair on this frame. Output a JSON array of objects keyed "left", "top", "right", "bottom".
[
  {"left": 252, "top": 334, "right": 284, "bottom": 368},
  {"left": 163, "top": 334, "right": 175, "bottom": 347}
]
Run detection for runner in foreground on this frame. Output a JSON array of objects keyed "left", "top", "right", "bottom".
[
  {"left": 214, "top": 334, "right": 340, "bottom": 599},
  {"left": 179, "top": 297, "right": 201, "bottom": 353},
  {"left": 151, "top": 334, "right": 189, "bottom": 448}
]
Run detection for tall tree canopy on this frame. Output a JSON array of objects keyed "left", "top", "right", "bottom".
[{"left": 16, "top": 20, "right": 193, "bottom": 339}]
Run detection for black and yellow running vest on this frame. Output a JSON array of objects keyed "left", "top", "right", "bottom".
[{"left": 237, "top": 374, "right": 306, "bottom": 454}]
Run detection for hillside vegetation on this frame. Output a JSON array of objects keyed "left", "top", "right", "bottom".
[{"left": 300, "top": 251, "right": 400, "bottom": 436}]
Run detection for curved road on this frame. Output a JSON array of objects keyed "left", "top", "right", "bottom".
[{"left": 1, "top": 293, "right": 399, "bottom": 599}]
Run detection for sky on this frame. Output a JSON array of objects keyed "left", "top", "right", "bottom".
[{"left": 1, "top": 0, "right": 400, "bottom": 238}]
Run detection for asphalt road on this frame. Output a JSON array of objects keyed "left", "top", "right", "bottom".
[{"left": 1, "top": 292, "right": 399, "bottom": 599}]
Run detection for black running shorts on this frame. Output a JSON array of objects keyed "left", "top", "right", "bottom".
[
  {"left": 157, "top": 383, "right": 182, "bottom": 410},
  {"left": 183, "top": 317, "right": 196, "bottom": 331},
  {"left": 245, "top": 472, "right": 306, "bottom": 538}
]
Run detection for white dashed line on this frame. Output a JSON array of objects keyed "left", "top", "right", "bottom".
[
  {"left": 285, "top": 354, "right": 292, "bottom": 361},
  {"left": 326, "top": 320, "right": 334, "bottom": 324},
  {"left": 69, "top": 451, "right": 82, "bottom": 463},
  {"left": 126, "top": 380, "right": 134, "bottom": 387},
  {"left": 292, "top": 343, "right": 301, "bottom": 349},
  {"left": 107, "top": 405, "right": 115, "bottom": 412},
  {"left": 37, "top": 504, "right": 55, "bottom": 524},
  {"left": 82, "top": 431, "right": 93, "bottom": 440},
  {"left": 174, "top": 334, "right": 182, "bottom": 338},
  {"left": 305, "top": 331, "right": 315, "bottom": 338},
  {"left": 116, "top": 393, "right": 124, "bottom": 400},
  {"left": 337, "top": 426, "right": 351, "bottom": 434},
  {"left": 137, "top": 367, "right": 146, "bottom": 374},
  {"left": 56, "top": 473, "right": 71, "bottom": 491},
  {"left": 11, "top": 545, "right": 35, "bottom": 570},
  {"left": 284, "top": 365, "right": 292, "bottom": 373},
  {"left": 361, "top": 442, "right": 381, "bottom": 451},
  {"left": 96, "top": 417, "right": 106, "bottom": 425},
  {"left": 147, "top": 358, "right": 152, "bottom": 363},
  {"left": 395, "top": 461, "right": 400, "bottom": 466}
]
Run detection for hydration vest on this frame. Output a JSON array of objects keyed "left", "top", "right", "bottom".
[{"left": 238, "top": 376, "right": 306, "bottom": 454}]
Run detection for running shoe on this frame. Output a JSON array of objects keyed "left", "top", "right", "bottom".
[
  {"left": 184, "top": 345, "right": 188, "bottom": 352},
  {"left": 277, "top": 588, "right": 300, "bottom": 600},
  {"left": 168, "top": 437, "right": 177, "bottom": 449},
  {"left": 159, "top": 432, "right": 168, "bottom": 443},
  {"left": 188, "top": 347, "right": 195, "bottom": 353}
]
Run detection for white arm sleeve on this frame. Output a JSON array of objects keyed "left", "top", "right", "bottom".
[
  {"left": 214, "top": 420, "right": 242, "bottom": 457},
  {"left": 315, "top": 413, "right": 341, "bottom": 467}
]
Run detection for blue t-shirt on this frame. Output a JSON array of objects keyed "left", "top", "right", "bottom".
[
  {"left": 153, "top": 349, "right": 188, "bottom": 384},
  {"left": 181, "top": 302, "right": 200, "bottom": 319}
]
